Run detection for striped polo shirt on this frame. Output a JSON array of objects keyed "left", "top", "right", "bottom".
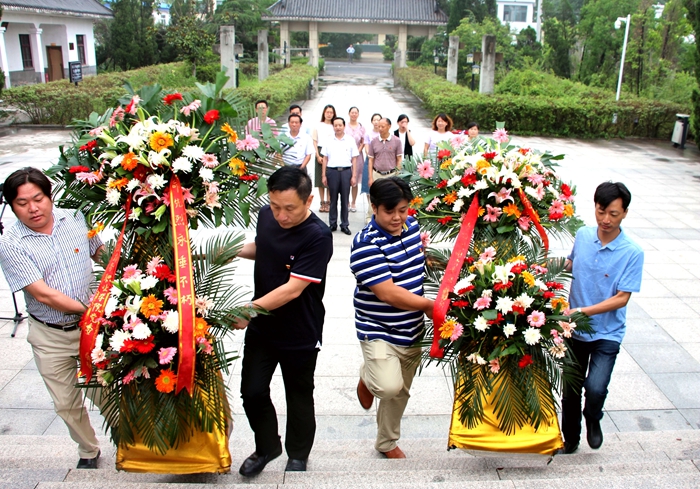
[
  {"left": 0, "top": 208, "right": 102, "bottom": 324},
  {"left": 350, "top": 215, "right": 425, "bottom": 346}
]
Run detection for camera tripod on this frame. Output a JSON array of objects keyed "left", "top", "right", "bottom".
[{"left": 0, "top": 194, "right": 26, "bottom": 337}]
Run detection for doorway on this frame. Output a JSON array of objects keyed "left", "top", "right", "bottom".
[{"left": 46, "top": 46, "right": 64, "bottom": 82}]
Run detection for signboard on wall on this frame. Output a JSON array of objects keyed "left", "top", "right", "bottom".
[{"left": 69, "top": 61, "right": 83, "bottom": 84}]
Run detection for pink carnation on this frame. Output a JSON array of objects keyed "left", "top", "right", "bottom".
[
  {"left": 417, "top": 160, "right": 435, "bottom": 179},
  {"left": 236, "top": 134, "right": 260, "bottom": 151}
]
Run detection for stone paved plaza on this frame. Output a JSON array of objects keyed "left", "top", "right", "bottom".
[{"left": 0, "top": 61, "right": 700, "bottom": 485}]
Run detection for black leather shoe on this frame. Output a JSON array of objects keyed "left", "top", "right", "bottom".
[
  {"left": 76, "top": 449, "right": 100, "bottom": 469},
  {"left": 285, "top": 458, "right": 307, "bottom": 471},
  {"left": 341, "top": 227, "right": 351, "bottom": 235},
  {"left": 563, "top": 441, "right": 579, "bottom": 454},
  {"left": 239, "top": 446, "right": 282, "bottom": 477},
  {"left": 586, "top": 417, "right": 603, "bottom": 449},
  {"left": 330, "top": 225, "right": 337, "bottom": 232}
]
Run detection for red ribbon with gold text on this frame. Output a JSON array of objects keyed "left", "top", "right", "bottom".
[
  {"left": 80, "top": 197, "right": 132, "bottom": 383},
  {"left": 517, "top": 188, "right": 549, "bottom": 253},
  {"left": 169, "top": 175, "right": 196, "bottom": 394},
  {"left": 430, "top": 194, "right": 480, "bottom": 359}
]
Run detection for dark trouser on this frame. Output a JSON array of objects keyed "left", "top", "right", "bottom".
[
  {"left": 326, "top": 167, "right": 351, "bottom": 228},
  {"left": 240, "top": 341, "right": 319, "bottom": 460},
  {"left": 561, "top": 338, "right": 620, "bottom": 445}
]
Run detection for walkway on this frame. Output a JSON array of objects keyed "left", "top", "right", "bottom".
[{"left": 0, "top": 70, "right": 699, "bottom": 483}]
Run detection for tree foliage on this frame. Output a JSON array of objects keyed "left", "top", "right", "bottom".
[
  {"left": 166, "top": 14, "right": 215, "bottom": 77},
  {"left": 103, "top": 0, "right": 158, "bottom": 70},
  {"left": 447, "top": 0, "right": 497, "bottom": 33},
  {"left": 684, "top": 0, "right": 700, "bottom": 138},
  {"left": 214, "top": 0, "right": 276, "bottom": 56}
]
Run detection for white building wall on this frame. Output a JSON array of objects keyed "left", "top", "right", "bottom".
[{"left": 497, "top": 0, "right": 537, "bottom": 34}]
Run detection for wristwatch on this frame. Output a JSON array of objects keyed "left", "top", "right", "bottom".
[{"left": 246, "top": 302, "right": 258, "bottom": 318}]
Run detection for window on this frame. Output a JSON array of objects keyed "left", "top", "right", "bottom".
[
  {"left": 503, "top": 5, "right": 528, "bottom": 23},
  {"left": 19, "top": 34, "right": 33, "bottom": 69},
  {"left": 76, "top": 35, "right": 86, "bottom": 65}
]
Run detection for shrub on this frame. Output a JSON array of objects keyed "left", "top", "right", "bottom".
[{"left": 396, "top": 67, "right": 688, "bottom": 139}]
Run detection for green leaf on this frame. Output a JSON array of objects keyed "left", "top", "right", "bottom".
[
  {"left": 239, "top": 183, "right": 249, "bottom": 200},
  {"left": 482, "top": 310, "right": 498, "bottom": 320},
  {"left": 496, "top": 225, "right": 515, "bottom": 233}
]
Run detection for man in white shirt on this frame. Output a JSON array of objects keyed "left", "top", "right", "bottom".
[
  {"left": 321, "top": 117, "right": 358, "bottom": 235},
  {"left": 347, "top": 44, "right": 355, "bottom": 63},
  {"left": 280, "top": 105, "right": 312, "bottom": 136},
  {"left": 282, "top": 114, "right": 314, "bottom": 171},
  {"left": 247, "top": 99, "right": 278, "bottom": 136}
]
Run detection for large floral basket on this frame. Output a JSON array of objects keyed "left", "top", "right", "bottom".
[
  {"left": 47, "top": 73, "right": 289, "bottom": 472},
  {"left": 402, "top": 130, "right": 592, "bottom": 455}
]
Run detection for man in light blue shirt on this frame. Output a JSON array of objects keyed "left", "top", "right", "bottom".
[
  {"left": 281, "top": 113, "right": 314, "bottom": 170},
  {"left": 561, "top": 181, "right": 644, "bottom": 454}
]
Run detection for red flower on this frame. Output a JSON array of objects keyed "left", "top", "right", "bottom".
[
  {"left": 79, "top": 140, "right": 98, "bottom": 153},
  {"left": 487, "top": 312, "right": 504, "bottom": 325},
  {"left": 461, "top": 173, "right": 477, "bottom": 186},
  {"left": 111, "top": 309, "right": 127, "bottom": 318},
  {"left": 436, "top": 180, "right": 448, "bottom": 189},
  {"left": 120, "top": 335, "right": 156, "bottom": 354},
  {"left": 437, "top": 216, "right": 453, "bottom": 225},
  {"left": 240, "top": 174, "right": 259, "bottom": 181},
  {"left": 133, "top": 165, "right": 150, "bottom": 181},
  {"left": 407, "top": 208, "right": 417, "bottom": 216},
  {"left": 549, "top": 211, "right": 564, "bottom": 221},
  {"left": 163, "top": 93, "right": 183, "bottom": 105},
  {"left": 561, "top": 183, "right": 572, "bottom": 198},
  {"left": 456, "top": 285, "right": 475, "bottom": 295},
  {"left": 543, "top": 291, "right": 555, "bottom": 299},
  {"left": 452, "top": 300, "right": 470, "bottom": 308},
  {"left": 545, "top": 281, "right": 564, "bottom": 290},
  {"left": 154, "top": 264, "right": 172, "bottom": 280},
  {"left": 69, "top": 165, "right": 90, "bottom": 173},
  {"left": 203, "top": 110, "right": 220, "bottom": 124},
  {"left": 466, "top": 256, "right": 475, "bottom": 264},
  {"left": 95, "top": 360, "right": 110, "bottom": 370},
  {"left": 518, "top": 354, "right": 533, "bottom": 369},
  {"left": 493, "top": 281, "right": 513, "bottom": 291},
  {"left": 511, "top": 304, "right": 525, "bottom": 315},
  {"left": 518, "top": 148, "right": 530, "bottom": 155},
  {"left": 437, "top": 149, "right": 451, "bottom": 160},
  {"left": 510, "top": 264, "right": 527, "bottom": 274},
  {"left": 483, "top": 152, "right": 497, "bottom": 160}
]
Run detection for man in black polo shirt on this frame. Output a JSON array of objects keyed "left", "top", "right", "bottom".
[{"left": 234, "top": 166, "right": 333, "bottom": 476}]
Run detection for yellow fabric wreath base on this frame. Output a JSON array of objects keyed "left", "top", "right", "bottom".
[{"left": 448, "top": 388, "right": 563, "bottom": 456}]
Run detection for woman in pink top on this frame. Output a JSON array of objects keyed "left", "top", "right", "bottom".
[{"left": 345, "top": 107, "right": 366, "bottom": 212}]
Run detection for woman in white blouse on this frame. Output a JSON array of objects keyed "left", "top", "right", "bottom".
[
  {"left": 423, "top": 113, "right": 454, "bottom": 157},
  {"left": 312, "top": 104, "right": 337, "bottom": 212}
]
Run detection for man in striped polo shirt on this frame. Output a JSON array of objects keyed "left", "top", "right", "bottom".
[
  {"left": 349, "top": 177, "right": 434, "bottom": 459},
  {"left": 0, "top": 167, "right": 104, "bottom": 469}
]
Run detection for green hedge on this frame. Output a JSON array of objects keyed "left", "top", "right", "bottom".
[
  {"left": 397, "top": 67, "right": 688, "bottom": 139},
  {"left": 235, "top": 64, "right": 318, "bottom": 118}
]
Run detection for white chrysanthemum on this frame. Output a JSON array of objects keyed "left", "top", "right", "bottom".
[
  {"left": 452, "top": 199, "right": 464, "bottom": 212},
  {"left": 104, "top": 295, "right": 119, "bottom": 317},
  {"left": 473, "top": 180, "right": 489, "bottom": 191},
  {"left": 199, "top": 167, "right": 214, "bottom": 182},
  {"left": 105, "top": 188, "right": 121, "bottom": 206},
  {"left": 132, "top": 322, "right": 152, "bottom": 339},
  {"left": 125, "top": 178, "right": 141, "bottom": 192},
  {"left": 457, "top": 186, "right": 475, "bottom": 198},
  {"left": 147, "top": 173, "right": 167, "bottom": 190},
  {"left": 503, "top": 323, "right": 516, "bottom": 337},
  {"left": 172, "top": 156, "right": 192, "bottom": 173},
  {"left": 91, "top": 347, "right": 106, "bottom": 364},
  {"left": 481, "top": 289, "right": 493, "bottom": 298},
  {"left": 177, "top": 124, "right": 194, "bottom": 138},
  {"left": 140, "top": 275, "right": 159, "bottom": 290},
  {"left": 514, "top": 292, "right": 535, "bottom": 309},
  {"left": 162, "top": 310, "right": 179, "bottom": 333},
  {"left": 447, "top": 175, "right": 461, "bottom": 187},
  {"left": 182, "top": 145, "right": 205, "bottom": 161},
  {"left": 523, "top": 327, "right": 542, "bottom": 345},
  {"left": 110, "top": 154, "right": 124, "bottom": 168},
  {"left": 109, "top": 329, "right": 132, "bottom": 352},
  {"left": 453, "top": 274, "right": 476, "bottom": 294},
  {"left": 495, "top": 296, "right": 515, "bottom": 314},
  {"left": 534, "top": 279, "right": 548, "bottom": 291},
  {"left": 473, "top": 316, "right": 489, "bottom": 332}
]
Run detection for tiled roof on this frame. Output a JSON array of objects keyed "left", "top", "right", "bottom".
[
  {"left": 264, "top": 0, "right": 447, "bottom": 25},
  {"left": 1, "top": 0, "right": 113, "bottom": 18}
]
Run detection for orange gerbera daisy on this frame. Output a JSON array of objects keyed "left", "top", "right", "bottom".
[
  {"left": 222, "top": 122, "right": 238, "bottom": 142},
  {"left": 477, "top": 206, "right": 485, "bottom": 217},
  {"left": 155, "top": 369, "right": 177, "bottom": 393},
  {"left": 87, "top": 222, "right": 104, "bottom": 239},
  {"left": 140, "top": 295, "right": 164, "bottom": 317},
  {"left": 108, "top": 177, "right": 129, "bottom": 190},
  {"left": 550, "top": 297, "right": 569, "bottom": 311},
  {"left": 440, "top": 158, "right": 453, "bottom": 169},
  {"left": 149, "top": 131, "right": 174, "bottom": 152},
  {"left": 443, "top": 191, "right": 458, "bottom": 205},
  {"left": 409, "top": 196, "right": 424, "bottom": 208},
  {"left": 228, "top": 158, "right": 247, "bottom": 176},
  {"left": 563, "top": 203, "right": 574, "bottom": 218},
  {"left": 121, "top": 152, "right": 138, "bottom": 171},
  {"left": 194, "top": 317, "right": 209, "bottom": 339},
  {"left": 475, "top": 159, "right": 491, "bottom": 175},
  {"left": 440, "top": 318, "right": 458, "bottom": 339},
  {"left": 503, "top": 202, "right": 521, "bottom": 218}
]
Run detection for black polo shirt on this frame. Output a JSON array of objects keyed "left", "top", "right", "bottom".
[{"left": 246, "top": 205, "right": 333, "bottom": 350}]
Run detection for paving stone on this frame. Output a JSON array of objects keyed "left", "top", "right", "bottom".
[
  {"left": 608, "top": 409, "right": 693, "bottom": 432},
  {"left": 648, "top": 373, "right": 700, "bottom": 409},
  {"left": 624, "top": 343, "right": 700, "bottom": 374}
]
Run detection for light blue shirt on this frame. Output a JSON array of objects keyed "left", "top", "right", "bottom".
[{"left": 568, "top": 226, "right": 644, "bottom": 343}]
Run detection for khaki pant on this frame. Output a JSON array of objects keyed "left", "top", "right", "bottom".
[
  {"left": 27, "top": 316, "right": 100, "bottom": 458},
  {"left": 366, "top": 169, "right": 399, "bottom": 222},
  {"left": 360, "top": 339, "right": 421, "bottom": 452}
]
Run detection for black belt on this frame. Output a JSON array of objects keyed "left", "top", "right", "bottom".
[
  {"left": 329, "top": 167, "right": 351, "bottom": 171},
  {"left": 375, "top": 169, "right": 397, "bottom": 176},
  {"left": 29, "top": 313, "right": 79, "bottom": 332}
]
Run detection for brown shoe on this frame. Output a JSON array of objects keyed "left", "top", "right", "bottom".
[
  {"left": 380, "top": 446, "right": 406, "bottom": 459},
  {"left": 357, "top": 378, "right": 374, "bottom": 410}
]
